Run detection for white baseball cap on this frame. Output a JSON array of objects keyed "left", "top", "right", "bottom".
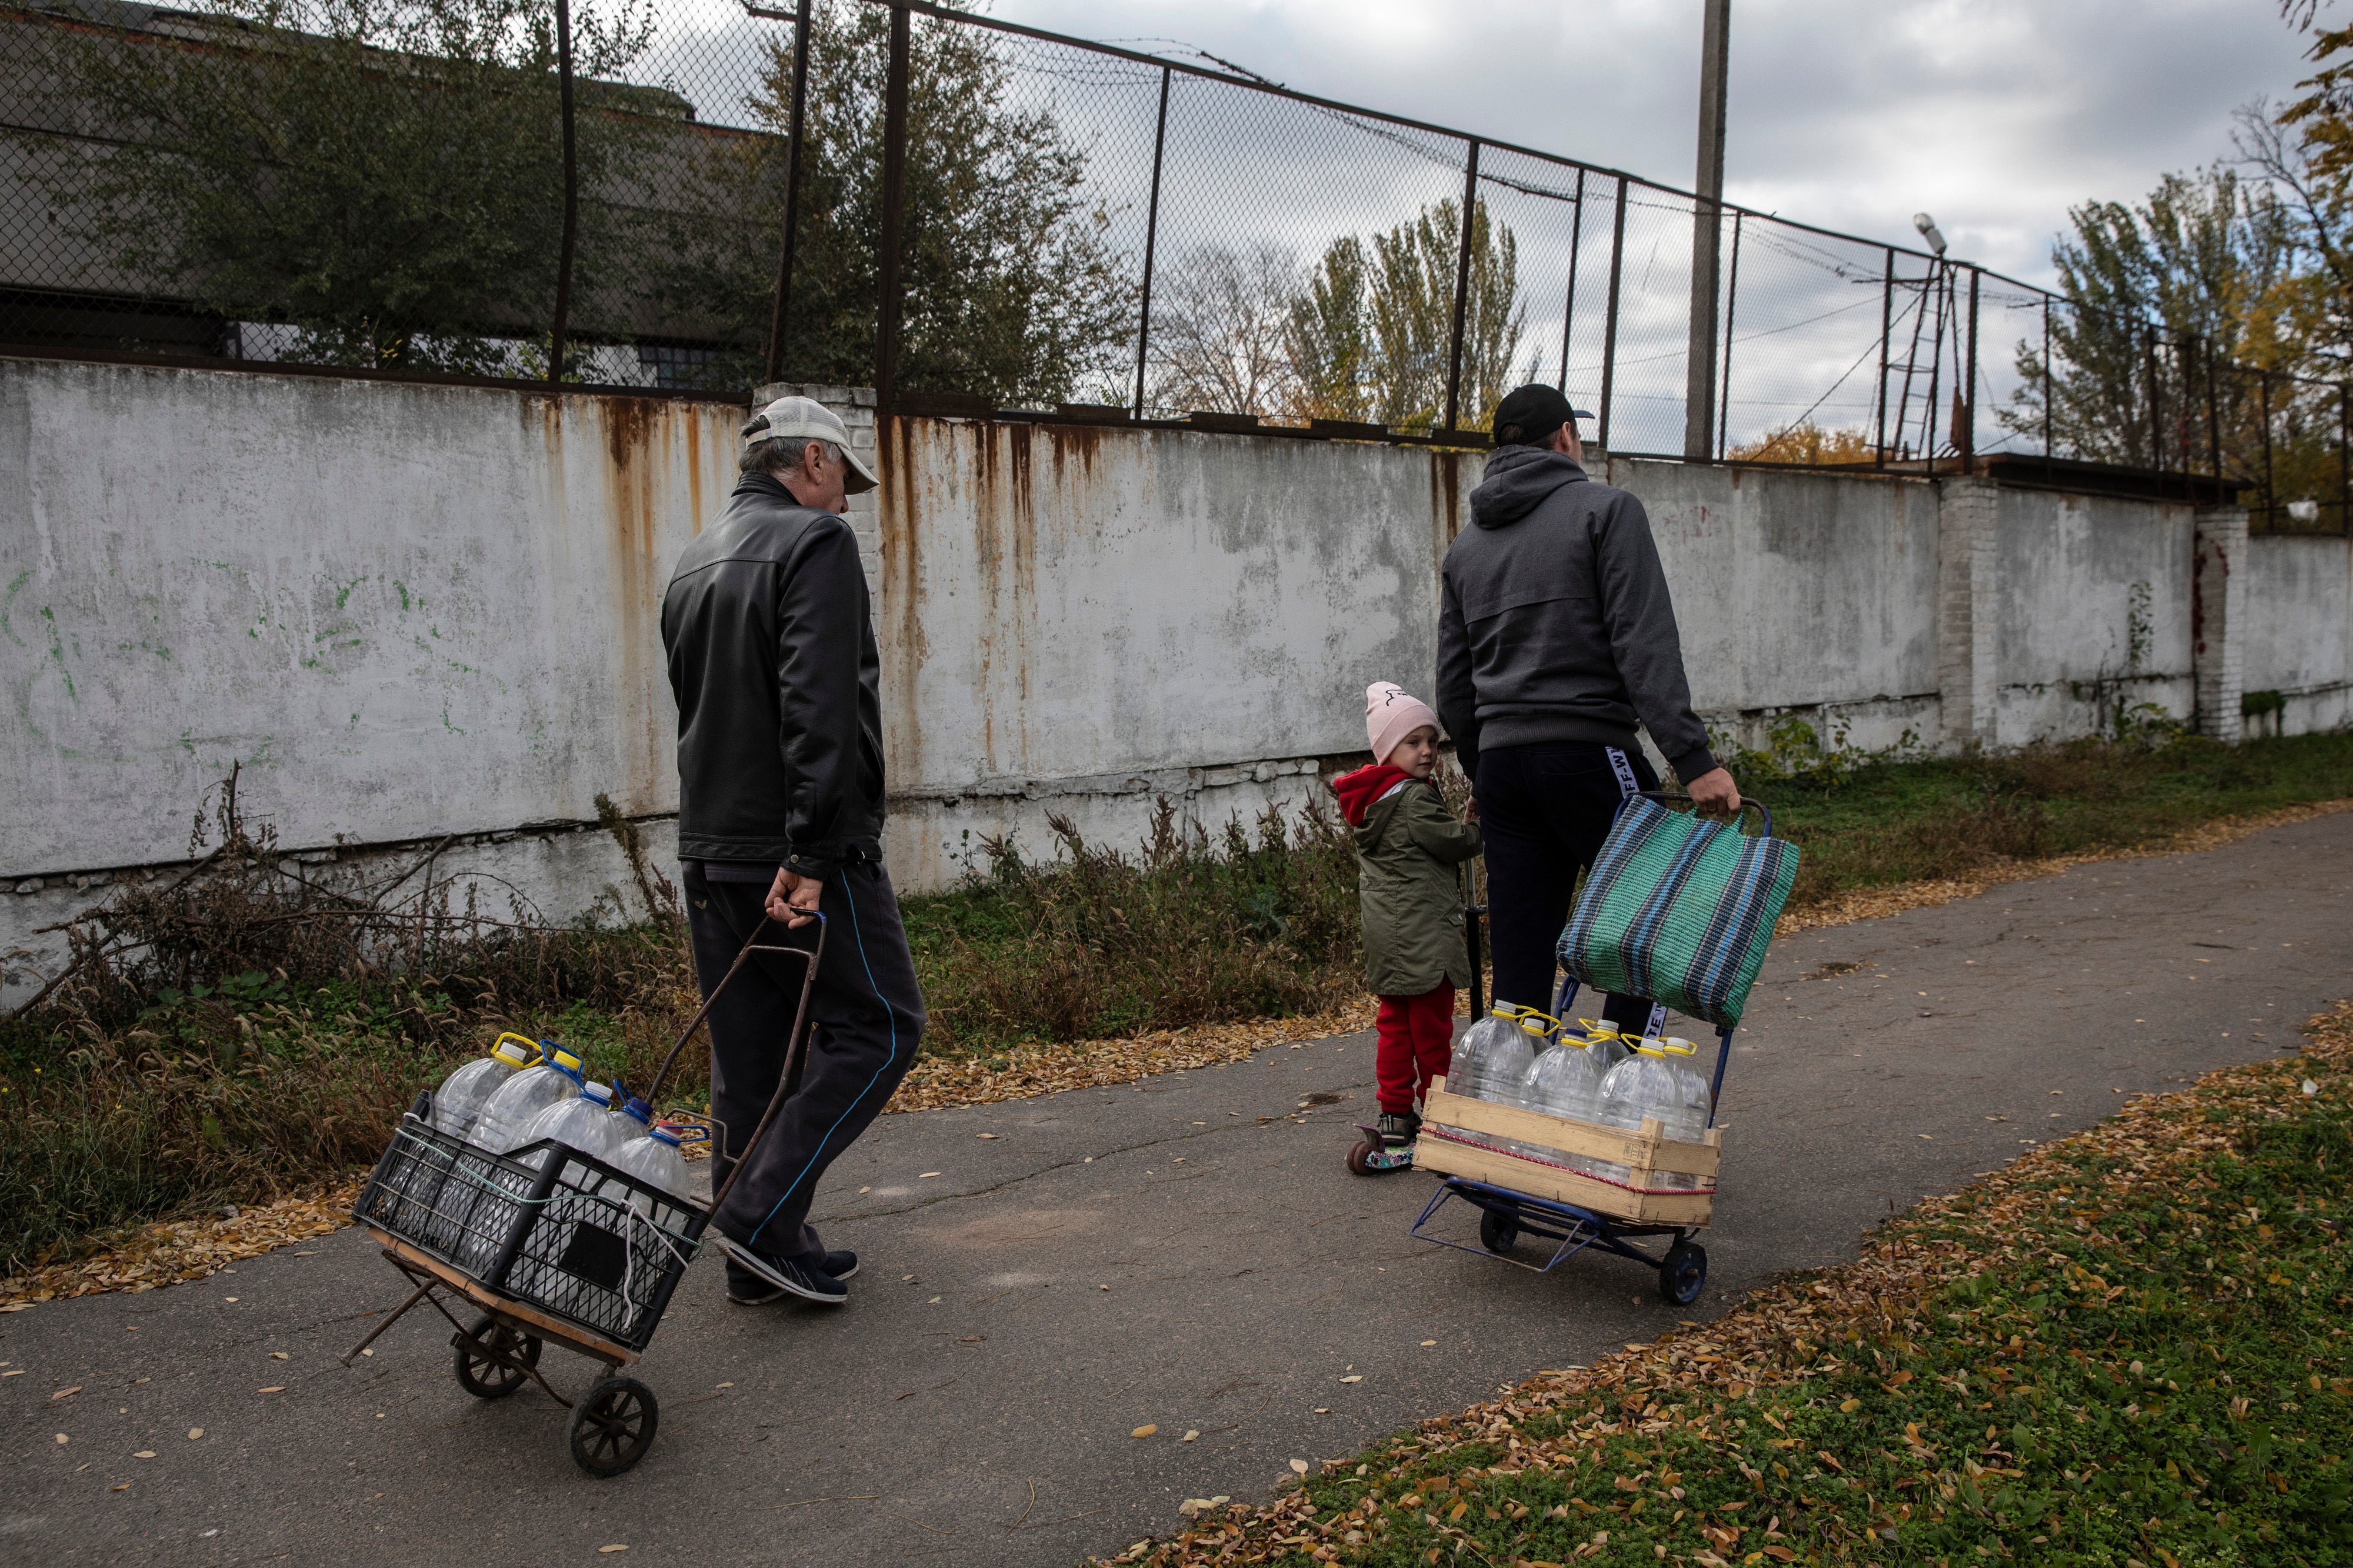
[{"left": 742, "top": 395, "right": 879, "bottom": 495}]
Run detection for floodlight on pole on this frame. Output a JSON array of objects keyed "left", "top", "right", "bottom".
[{"left": 1913, "top": 212, "right": 1947, "bottom": 257}]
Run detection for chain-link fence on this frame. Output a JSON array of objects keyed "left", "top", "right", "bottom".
[{"left": 1, "top": 0, "right": 2335, "bottom": 528}]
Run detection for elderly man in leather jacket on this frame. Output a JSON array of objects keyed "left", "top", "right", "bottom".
[{"left": 661, "top": 395, "right": 925, "bottom": 1307}]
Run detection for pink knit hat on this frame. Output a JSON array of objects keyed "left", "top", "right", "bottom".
[{"left": 1365, "top": 682, "right": 1442, "bottom": 765}]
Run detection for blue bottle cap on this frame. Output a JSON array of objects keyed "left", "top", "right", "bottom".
[{"left": 622, "top": 1096, "right": 654, "bottom": 1125}]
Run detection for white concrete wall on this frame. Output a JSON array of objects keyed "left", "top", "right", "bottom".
[
  {"left": 2242, "top": 532, "right": 2353, "bottom": 735},
  {"left": 5, "top": 355, "right": 2345, "bottom": 1007},
  {"left": 1992, "top": 488, "right": 2199, "bottom": 744}
]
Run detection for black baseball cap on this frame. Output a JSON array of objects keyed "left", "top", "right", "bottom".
[{"left": 1492, "top": 384, "right": 1594, "bottom": 447}]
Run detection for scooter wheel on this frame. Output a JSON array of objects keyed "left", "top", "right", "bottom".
[
  {"left": 1658, "top": 1242, "right": 1708, "bottom": 1306},
  {"left": 1478, "top": 1210, "right": 1519, "bottom": 1255},
  {"left": 1347, "top": 1140, "right": 1381, "bottom": 1177}
]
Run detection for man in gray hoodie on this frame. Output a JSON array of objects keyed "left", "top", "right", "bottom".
[{"left": 1437, "top": 383, "right": 1739, "bottom": 1029}]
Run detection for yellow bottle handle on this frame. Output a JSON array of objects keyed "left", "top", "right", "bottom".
[{"left": 491, "top": 1033, "right": 542, "bottom": 1066}]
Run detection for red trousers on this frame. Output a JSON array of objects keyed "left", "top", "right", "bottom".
[{"left": 1375, "top": 981, "right": 1456, "bottom": 1114}]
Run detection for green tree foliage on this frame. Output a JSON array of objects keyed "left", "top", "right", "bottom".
[
  {"left": 659, "top": 0, "right": 1134, "bottom": 401},
  {"left": 51, "top": 0, "right": 658, "bottom": 372},
  {"left": 2002, "top": 168, "right": 2297, "bottom": 469},
  {"left": 1287, "top": 198, "right": 1524, "bottom": 431}
]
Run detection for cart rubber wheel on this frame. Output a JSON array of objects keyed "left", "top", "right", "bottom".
[
  {"left": 1347, "top": 1140, "right": 1380, "bottom": 1177},
  {"left": 569, "top": 1376, "right": 658, "bottom": 1477},
  {"left": 1478, "top": 1210, "right": 1519, "bottom": 1255},
  {"left": 1658, "top": 1242, "right": 1708, "bottom": 1306},
  {"left": 453, "top": 1314, "right": 542, "bottom": 1400}
]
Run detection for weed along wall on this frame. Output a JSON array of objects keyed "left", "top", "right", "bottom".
[{"left": 2, "top": 355, "right": 2344, "bottom": 1006}]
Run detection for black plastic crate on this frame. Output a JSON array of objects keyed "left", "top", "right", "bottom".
[{"left": 355, "top": 1095, "right": 708, "bottom": 1352}]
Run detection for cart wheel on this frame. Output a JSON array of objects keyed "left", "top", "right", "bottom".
[
  {"left": 1478, "top": 1210, "right": 1519, "bottom": 1255},
  {"left": 569, "top": 1376, "right": 659, "bottom": 1478},
  {"left": 1658, "top": 1242, "right": 1708, "bottom": 1306},
  {"left": 453, "top": 1315, "right": 542, "bottom": 1401},
  {"left": 1347, "top": 1140, "right": 1380, "bottom": 1177}
]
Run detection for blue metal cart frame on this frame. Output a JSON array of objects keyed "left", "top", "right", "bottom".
[{"left": 1409, "top": 974, "right": 1726, "bottom": 1306}]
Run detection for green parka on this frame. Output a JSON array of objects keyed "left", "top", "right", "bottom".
[{"left": 1351, "top": 778, "right": 1483, "bottom": 997}]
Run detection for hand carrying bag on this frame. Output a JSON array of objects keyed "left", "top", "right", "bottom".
[{"left": 1555, "top": 793, "right": 1799, "bottom": 1027}]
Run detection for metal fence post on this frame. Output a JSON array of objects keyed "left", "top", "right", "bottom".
[
  {"left": 1556, "top": 167, "right": 1584, "bottom": 393},
  {"left": 1131, "top": 65, "right": 1171, "bottom": 419},
  {"left": 1959, "top": 264, "right": 1978, "bottom": 466},
  {"left": 1875, "top": 248, "right": 1894, "bottom": 465},
  {"left": 2259, "top": 369, "right": 2274, "bottom": 529},
  {"left": 873, "top": 3, "right": 911, "bottom": 413},
  {"left": 1717, "top": 210, "right": 1742, "bottom": 460},
  {"left": 2205, "top": 336, "right": 2221, "bottom": 479},
  {"left": 1599, "top": 175, "right": 1627, "bottom": 452},
  {"left": 2042, "top": 297, "right": 2054, "bottom": 458},
  {"left": 546, "top": 0, "right": 578, "bottom": 386},
  {"left": 1442, "top": 139, "right": 1480, "bottom": 433},
  {"left": 761, "top": 0, "right": 815, "bottom": 386},
  {"left": 2322, "top": 379, "right": 2348, "bottom": 526}
]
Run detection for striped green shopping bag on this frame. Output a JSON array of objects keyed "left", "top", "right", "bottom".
[{"left": 1556, "top": 794, "right": 1799, "bottom": 1027}]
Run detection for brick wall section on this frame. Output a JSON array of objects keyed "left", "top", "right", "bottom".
[
  {"left": 1935, "top": 475, "right": 2001, "bottom": 748},
  {"left": 2194, "top": 505, "right": 2249, "bottom": 742},
  {"left": 752, "top": 381, "right": 881, "bottom": 595}
]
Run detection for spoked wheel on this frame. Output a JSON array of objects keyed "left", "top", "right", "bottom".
[
  {"left": 1478, "top": 1209, "right": 1519, "bottom": 1255},
  {"left": 1658, "top": 1241, "right": 1708, "bottom": 1306},
  {"left": 452, "top": 1313, "right": 542, "bottom": 1400},
  {"left": 569, "top": 1376, "right": 659, "bottom": 1477}
]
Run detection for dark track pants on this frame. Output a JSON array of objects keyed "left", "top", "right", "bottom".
[
  {"left": 682, "top": 861, "right": 925, "bottom": 1266},
  {"left": 1474, "top": 740, "right": 1662, "bottom": 1035}
]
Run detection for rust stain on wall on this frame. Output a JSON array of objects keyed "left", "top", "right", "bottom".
[
  {"left": 878, "top": 412, "right": 929, "bottom": 781},
  {"left": 596, "top": 393, "right": 666, "bottom": 813}
]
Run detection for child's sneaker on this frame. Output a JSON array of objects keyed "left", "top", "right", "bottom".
[{"left": 1377, "top": 1109, "right": 1421, "bottom": 1143}]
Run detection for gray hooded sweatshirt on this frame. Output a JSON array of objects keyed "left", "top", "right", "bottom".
[{"left": 1436, "top": 446, "right": 1715, "bottom": 786}]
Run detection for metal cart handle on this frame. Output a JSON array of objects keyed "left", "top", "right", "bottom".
[{"left": 642, "top": 912, "right": 827, "bottom": 1217}]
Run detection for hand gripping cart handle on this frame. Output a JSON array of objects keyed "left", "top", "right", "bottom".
[{"left": 341, "top": 913, "right": 824, "bottom": 1477}]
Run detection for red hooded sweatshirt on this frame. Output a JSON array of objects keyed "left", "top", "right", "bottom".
[{"left": 1329, "top": 762, "right": 1414, "bottom": 828}]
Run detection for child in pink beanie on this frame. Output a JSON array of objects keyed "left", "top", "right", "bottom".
[{"left": 1329, "top": 682, "right": 1482, "bottom": 1143}]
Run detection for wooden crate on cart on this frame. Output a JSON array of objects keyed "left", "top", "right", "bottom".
[{"left": 1413, "top": 1076, "right": 1720, "bottom": 1228}]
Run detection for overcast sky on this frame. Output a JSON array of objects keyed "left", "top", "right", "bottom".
[{"left": 980, "top": 0, "right": 2319, "bottom": 290}]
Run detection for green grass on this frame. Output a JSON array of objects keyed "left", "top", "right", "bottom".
[{"left": 1132, "top": 1013, "right": 2353, "bottom": 1567}]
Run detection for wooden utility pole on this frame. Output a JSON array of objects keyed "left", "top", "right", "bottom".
[{"left": 1682, "top": 0, "right": 1730, "bottom": 459}]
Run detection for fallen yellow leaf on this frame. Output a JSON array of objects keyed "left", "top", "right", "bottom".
[
  {"left": 1839, "top": 1398, "right": 1861, "bottom": 1413},
  {"left": 1132, "top": 1424, "right": 1158, "bottom": 1438},
  {"left": 132, "top": 1451, "right": 155, "bottom": 1459},
  {"left": 187, "top": 1428, "right": 204, "bottom": 1440},
  {"left": 111, "top": 1483, "right": 129, "bottom": 1492},
  {"left": 1339, "top": 1375, "right": 1362, "bottom": 1384},
  {"left": 599, "top": 1547, "right": 628, "bottom": 1554},
  {"left": 1420, "top": 1340, "right": 1437, "bottom": 1347},
  {"left": 1182, "top": 1430, "right": 1199, "bottom": 1442},
  {"left": 715, "top": 1382, "right": 734, "bottom": 1390},
  {"left": 1449, "top": 1500, "right": 1469, "bottom": 1521},
  {"left": 919, "top": 1172, "right": 942, "bottom": 1179},
  {"left": 269, "top": 1352, "right": 289, "bottom": 1360},
  {"left": 51, "top": 1386, "right": 81, "bottom": 1400},
  {"left": 1289, "top": 1459, "right": 1309, "bottom": 1476},
  {"left": 53, "top": 1434, "right": 68, "bottom": 1445},
  {"left": 258, "top": 1386, "right": 286, "bottom": 1394}
]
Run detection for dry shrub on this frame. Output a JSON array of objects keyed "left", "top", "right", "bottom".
[{"left": 919, "top": 795, "right": 1362, "bottom": 1050}]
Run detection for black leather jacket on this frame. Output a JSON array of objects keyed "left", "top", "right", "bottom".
[{"left": 661, "top": 472, "right": 885, "bottom": 876}]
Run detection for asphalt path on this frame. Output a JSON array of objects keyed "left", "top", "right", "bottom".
[{"left": 5, "top": 812, "right": 2349, "bottom": 1567}]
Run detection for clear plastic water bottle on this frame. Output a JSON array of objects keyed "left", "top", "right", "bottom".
[
  {"left": 1444, "top": 1005, "right": 1529, "bottom": 1104},
  {"left": 516, "top": 1078, "right": 630, "bottom": 1167},
  {"left": 1512, "top": 1035, "right": 1611, "bottom": 1174},
  {"left": 612, "top": 1125, "right": 692, "bottom": 1217},
  {"left": 472, "top": 1044, "right": 586, "bottom": 1155},
  {"left": 1655, "top": 1039, "right": 1715, "bottom": 1190},
  {"left": 1572, "top": 1017, "right": 1632, "bottom": 1075},
  {"left": 432, "top": 1034, "right": 540, "bottom": 1141},
  {"left": 1591, "top": 1043, "right": 1678, "bottom": 1186}
]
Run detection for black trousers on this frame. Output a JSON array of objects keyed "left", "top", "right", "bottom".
[
  {"left": 682, "top": 860, "right": 925, "bottom": 1263},
  {"left": 1474, "top": 740, "right": 1662, "bottom": 1034}
]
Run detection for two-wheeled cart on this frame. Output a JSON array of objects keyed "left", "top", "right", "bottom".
[
  {"left": 341, "top": 916, "right": 823, "bottom": 1476},
  {"left": 1408, "top": 977, "right": 1726, "bottom": 1306},
  {"left": 1404, "top": 792, "right": 1797, "bottom": 1306}
]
